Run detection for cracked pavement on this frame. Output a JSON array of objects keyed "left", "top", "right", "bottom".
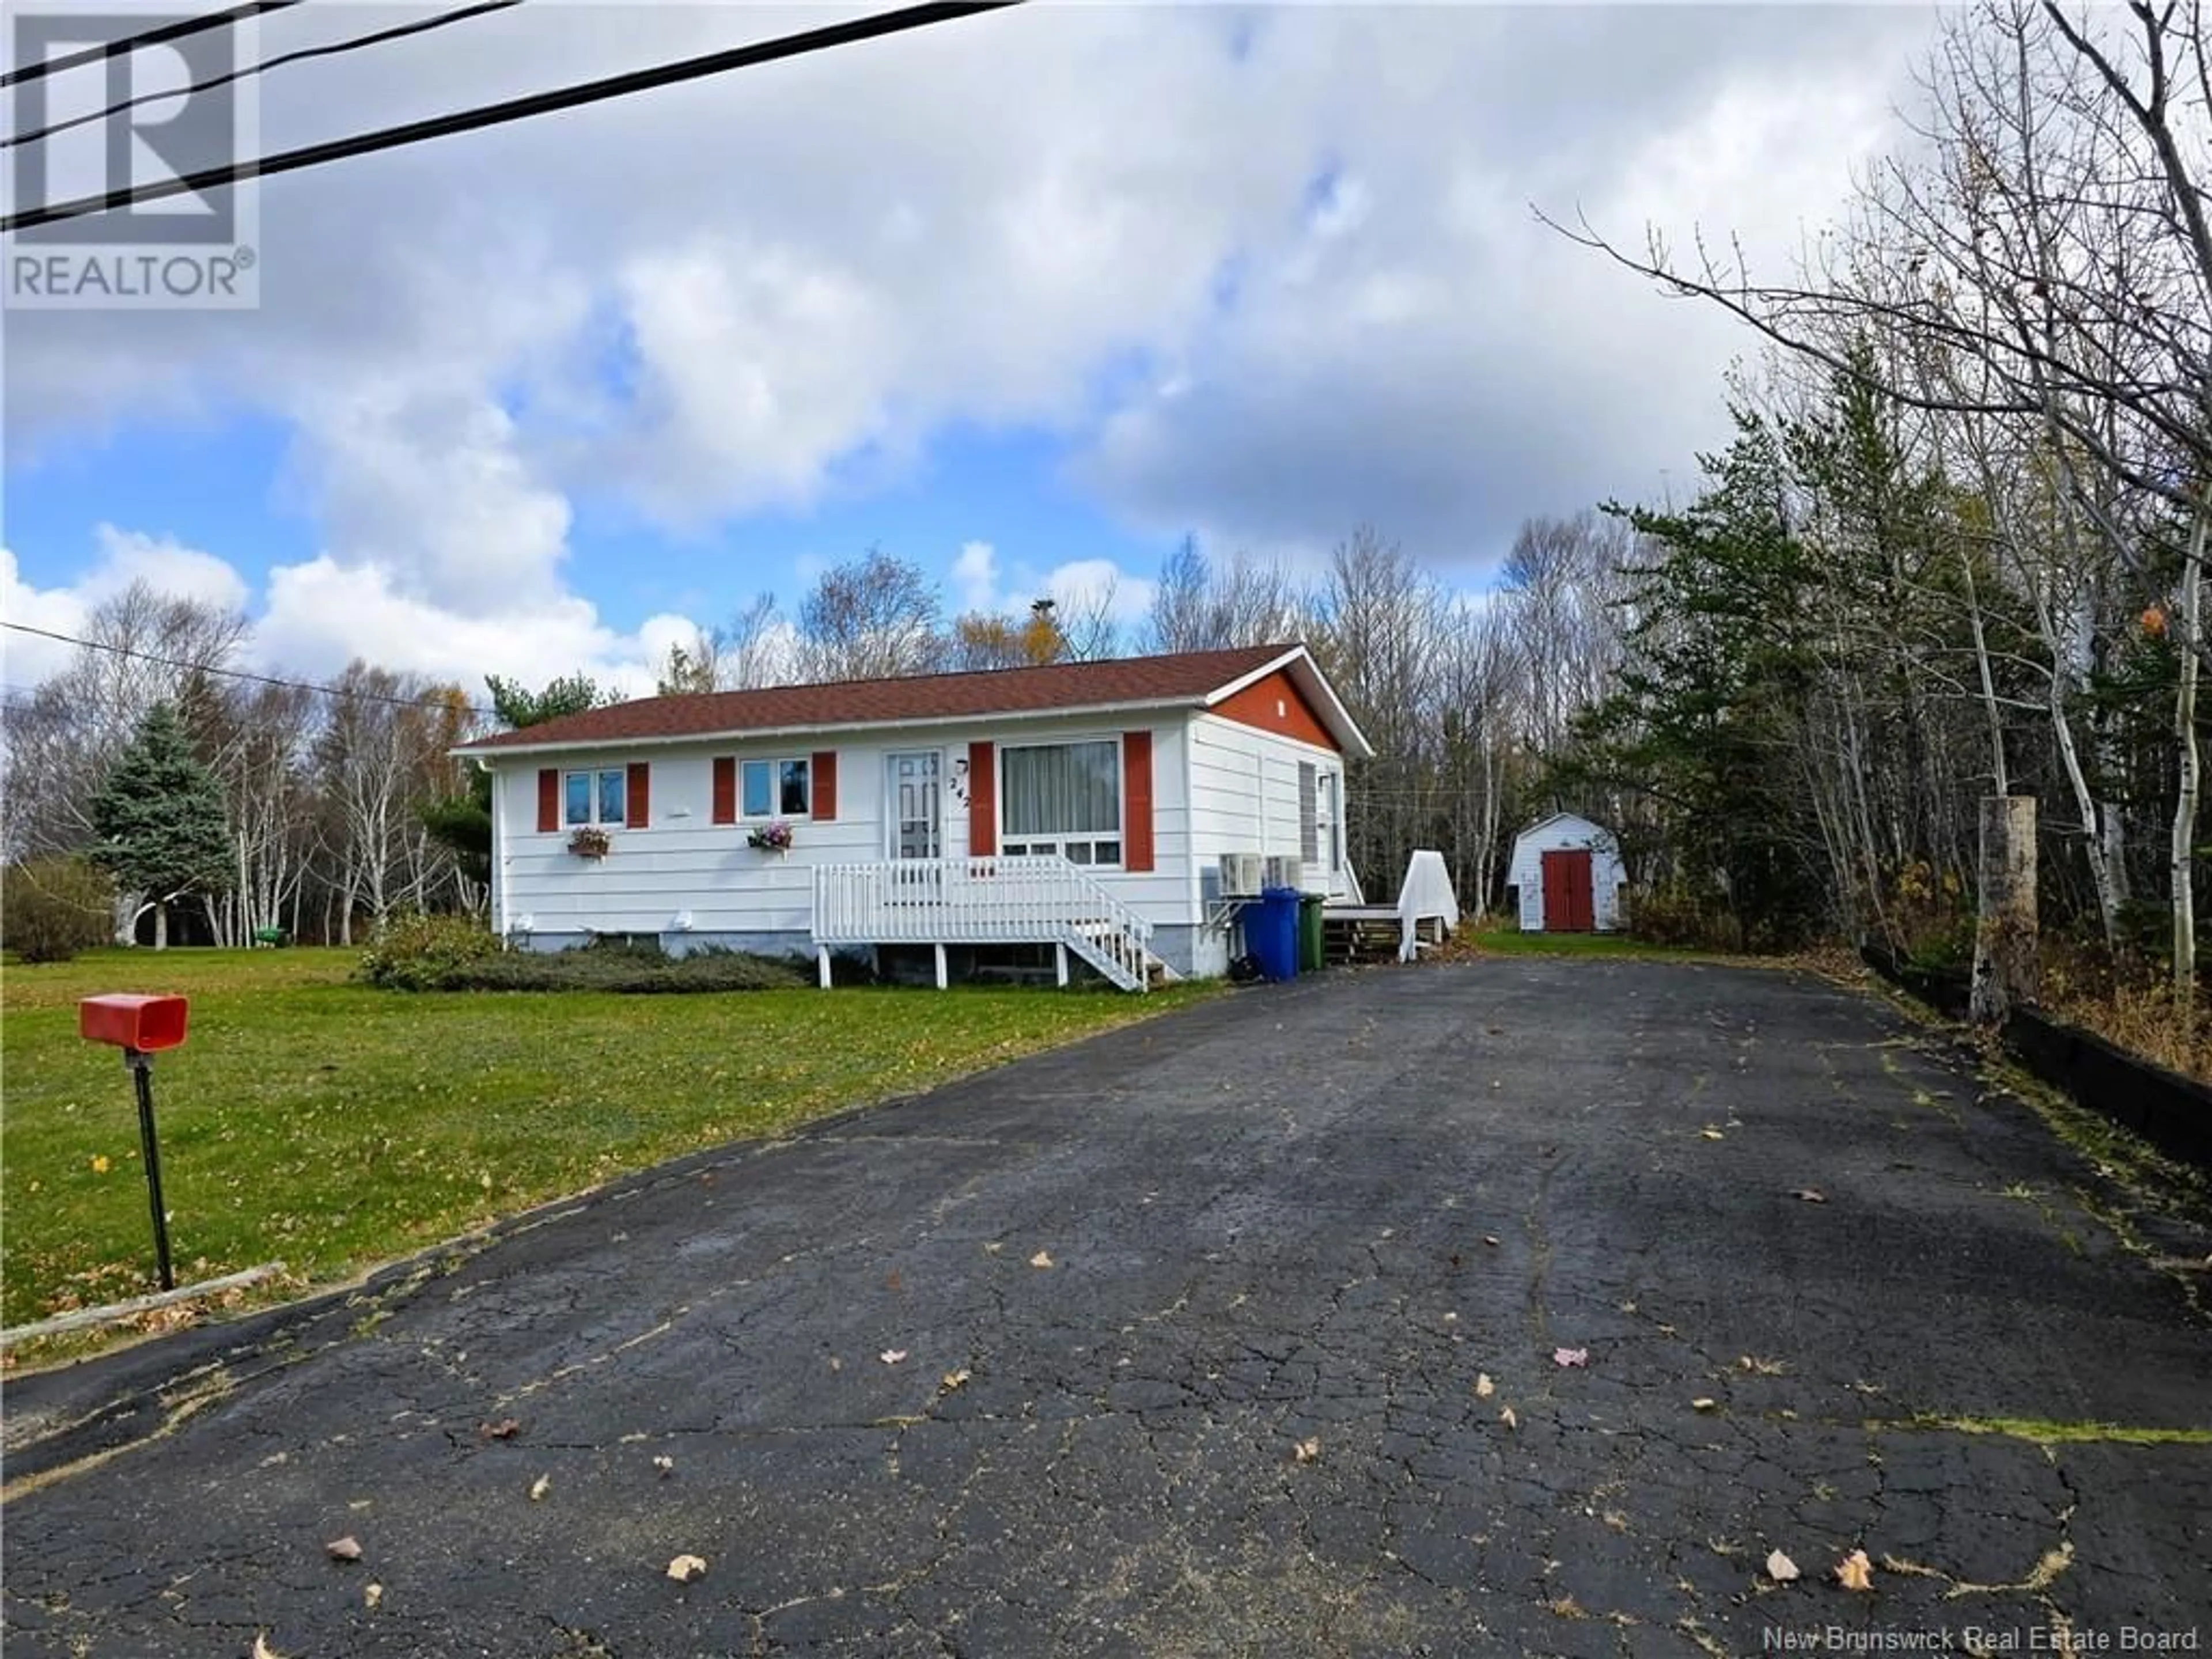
[{"left": 5, "top": 959, "right": 2209, "bottom": 1657}]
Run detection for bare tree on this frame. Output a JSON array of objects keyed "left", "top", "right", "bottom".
[
  {"left": 1145, "top": 538, "right": 1311, "bottom": 653},
  {"left": 315, "top": 662, "right": 463, "bottom": 940},
  {"left": 798, "top": 549, "right": 944, "bottom": 680},
  {"left": 721, "top": 593, "right": 802, "bottom": 689}
]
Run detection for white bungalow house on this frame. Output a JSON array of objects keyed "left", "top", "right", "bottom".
[
  {"left": 452, "top": 643, "right": 1374, "bottom": 990},
  {"left": 1506, "top": 811, "right": 1627, "bottom": 933}
]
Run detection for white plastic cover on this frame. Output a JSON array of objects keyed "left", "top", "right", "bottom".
[{"left": 1397, "top": 850, "right": 1460, "bottom": 963}]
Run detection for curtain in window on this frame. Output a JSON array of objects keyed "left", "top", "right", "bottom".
[{"left": 1003, "top": 741, "right": 1119, "bottom": 836}]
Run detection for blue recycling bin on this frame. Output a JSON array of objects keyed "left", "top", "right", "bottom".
[{"left": 1248, "top": 887, "right": 1302, "bottom": 982}]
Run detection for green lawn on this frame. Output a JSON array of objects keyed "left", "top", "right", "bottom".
[{"left": 2, "top": 948, "right": 1212, "bottom": 1346}]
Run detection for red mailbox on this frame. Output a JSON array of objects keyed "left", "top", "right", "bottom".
[
  {"left": 79, "top": 994, "right": 190, "bottom": 1291},
  {"left": 79, "top": 994, "right": 189, "bottom": 1054}
]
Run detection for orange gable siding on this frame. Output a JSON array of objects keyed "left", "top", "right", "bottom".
[{"left": 1211, "top": 670, "right": 1337, "bottom": 751}]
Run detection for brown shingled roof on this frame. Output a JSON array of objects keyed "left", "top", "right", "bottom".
[{"left": 455, "top": 643, "right": 1309, "bottom": 754}]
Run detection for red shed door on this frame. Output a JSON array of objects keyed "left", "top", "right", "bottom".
[{"left": 1540, "top": 849, "right": 1594, "bottom": 932}]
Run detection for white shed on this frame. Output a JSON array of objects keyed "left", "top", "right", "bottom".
[{"left": 1507, "top": 812, "right": 1627, "bottom": 933}]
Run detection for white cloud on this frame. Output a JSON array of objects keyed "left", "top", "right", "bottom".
[
  {"left": 80, "top": 526, "right": 253, "bottom": 612},
  {"left": 0, "top": 549, "right": 93, "bottom": 685},
  {"left": 1071, "top": 12, "right": 1929, "bottom": 570},
  {"left": 294, "top": 384, "right": 574, "bottom": 616},
  {"left": 950, "top": 540, "right": 1001, "bottom": 613},
  {"left": 255, "top": 558, "right": 689, "bottom": 696},
  {"left": 2, "top": 528, "right": 696, "bottom": 702},
  {"left": 1044, "top": 558, "right": 1155, "bottom": 627},
  {"left": 4, "top": 1, "right": 1949, "bottom": 652},
  {"left": 1, "top": 530, "right": 256, "bottom": 687}
]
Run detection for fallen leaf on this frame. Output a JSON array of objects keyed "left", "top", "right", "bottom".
[
  {"left": 325, "top": 1535, "right": 363, "bottom": 1562},
  {"left": 90, "top": 1155, "right": 112, "bottom": 1175},
  {"left": 1835, "top": 1549, "right": 1874, "bottom": 1592},
  {"left": 529, "top": 1474, "right": 551, "bottom": 1502},
  {"left": 365, "top": 1582, "right": 384, "bottom": 1609},
  {"left": 1475, "top": 1373, "right": 1495, "bottom": 1399},
  {"left": 1766, "top": 1549, "right": 1800, "bottom": 1583},
  {"left": 1499, "top": 1406, "right": 1518, "bottom": 1429},
  {"left": 1293, "top": 1437, "right": 1321, "bottom": 1463},
  {"left": 480, "top": 1418, "right": 521, "bottom": 1440},
  {"left": 880, "top": 1349, "right": 907, "bottom": 1365},
  {"left": 1791, "top": 1188, "right": 1827, "bottom": 1204},
  {"left": 653, "top": 1455, "right": 675, "bottom": 1476},
  {"left": 1553, "top": 1347, "right": 1590, "bottom": 1368},
  {"left": 666, "top": 1554, "right": 709, "bottom": 1584},
  {"left": 941, "top": 1368, "right": 972, "bottom": 1391},
  {"left": 1029, "top": 1250, "right": 1054, "bottom": 1269},
  {"left": 885, "top": 1270, "right": 902, "bottom": 1291},
  {"left": 252, "top": 1635, "right": 288, "bottom": 1659},
  {"left": 982, "top": 1241, "right": 1003, "bottom": 1255},
  {"left": 1692, "top": 1397, "right": 1718, "bottom": 1412}
]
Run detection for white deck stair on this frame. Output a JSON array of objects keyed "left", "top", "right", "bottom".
[{"left": 812, "top": 856, "right": 1171, "bottom": 993}]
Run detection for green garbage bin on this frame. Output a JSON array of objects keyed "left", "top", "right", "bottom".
[{"left": 1297, "top": 893, "right": 1327, "bottom": 973}]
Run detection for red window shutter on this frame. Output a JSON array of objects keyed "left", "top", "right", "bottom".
[
  {"left": 967, "top": 741, "right": 996, "bottom": 856},
  {"left": 537, "top": 768, "right": 559, "bottom": 832},
  {"left": 1122, "top": 730, "right": 1154, "bottom": 873},
  {"left": 627, "top": 762, "right": 650, "bottom": 829},
  {"left": 812, "top": 751, "right": 838, "bottom": 821},
  {"left": 712, "top": 757, "right": 736, "bottom": 825}
]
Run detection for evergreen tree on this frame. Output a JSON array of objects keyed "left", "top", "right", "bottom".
[
  {"left": 1562, "top": 412, "right": 1829, "bottom": 946},
  {"left": 89, "top": 703, "right": 232, "bottom": 949}
]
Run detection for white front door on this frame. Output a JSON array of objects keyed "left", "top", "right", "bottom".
[{"left": 888, "top": 751, "right": 942, "bottom": 860}]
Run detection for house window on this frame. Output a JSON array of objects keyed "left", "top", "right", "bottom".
[
  {"left": 565, "top": 768, "right": 626, "bottom": 826},
  {"left": 741, "top": 757, "right": 810, "bottom": 817},
  {"left": 1000, "top": 739, "right": 1122, "bottom": 866}
]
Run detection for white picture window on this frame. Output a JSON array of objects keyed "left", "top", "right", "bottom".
[
  {"left": 741, "top": 758, "right": 810, "bottom": 817},
  {"left": 565, "top": 768, "right": 625, "bottom": 826},
  {"left": 1000, "top": 739, "right": 1122, "bottom": 866}
]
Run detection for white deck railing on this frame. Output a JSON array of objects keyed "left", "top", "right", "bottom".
[{"left": 812, "top": 856, "right": 1154, "bottom": 990}]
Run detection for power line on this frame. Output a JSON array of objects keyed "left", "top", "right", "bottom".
[
  {"left": 0, "top": 1, "right": 305, "bottom": 91},
  {"left": 0, "top": 620, "right": 495, "bottom": 717},
  {"left": 7, "top": 0, "right": 522, "bottom": 151},
  {"left": 2, "top": 0, "right": 1024, "bottom": 233}
]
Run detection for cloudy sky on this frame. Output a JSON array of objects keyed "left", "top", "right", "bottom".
[{"left": 2, "top": 1, "right": 1944, "bottom": 695}]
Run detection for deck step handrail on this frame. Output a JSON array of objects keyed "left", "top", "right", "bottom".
[{"left": 812, "top": 856, "right": 1156, "bottom": 990}]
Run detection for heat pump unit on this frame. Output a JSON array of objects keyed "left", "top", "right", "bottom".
[
  {"left": 1262, "top": 855, "right": 1298, "bottom": 891},
  {"left": 1219, "top": 853, "right": 1264, "bottom": 897}
]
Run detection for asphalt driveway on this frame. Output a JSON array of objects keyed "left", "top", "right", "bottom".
[{"left": 6, "top": 960, "right": 2209, "bottom": 1657}]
